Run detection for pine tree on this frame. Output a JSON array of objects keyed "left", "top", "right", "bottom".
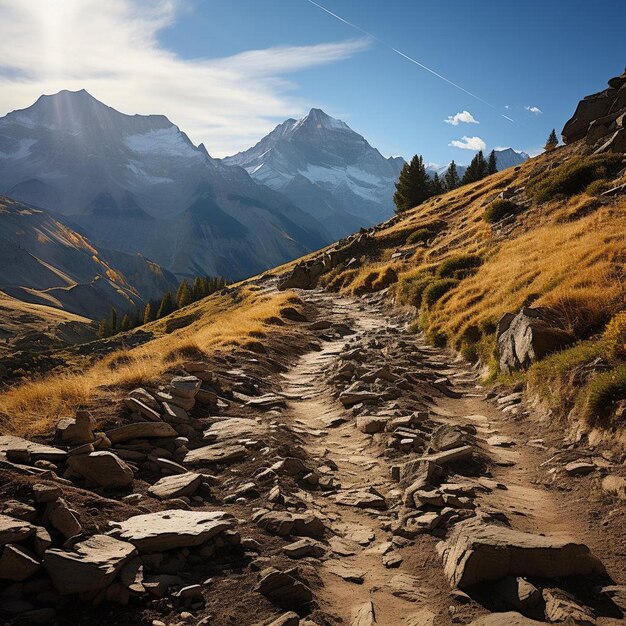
[
  {"left": 545, "top": 129, "right": 558, "bottom": 151},
  {"left": 487, "top": 150, "right": 498, "bottom": 175},
  {"left": 462, "top": 151, "right": 488, "bottom": 185},
  {"left": 192, "top": 277, "right": 204, "bottom": 302},
  {"left": 177, "top": 281, "right": 192, "bottom": 309},
  {"left": 430, "top": 172, "right": 444, "bottom": 196},
  {"left": 120, "top": 314, "right": 132, "bottom": 332},
  {"left": 97, "top": 318, "right": 109, "bottom": 339},
  {"left": 143, "top": 303, "right": 153, "bottom": 325},
  {"left": 444, "top": 161, "right": 460, "bottom": 190},
  {"left": 393, "top": 155, "right": 431, "bottom": 213},
  {"left": 156, "top": 292, "right": 175, "bottom": 319},
  {"left": 109, "top": 308, "right": 118, "bottom": 335}
]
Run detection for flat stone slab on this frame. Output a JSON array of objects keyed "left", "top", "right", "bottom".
[
  {"left": 467, "top": 612, "right": 547, "bottom": 626},
  {"left": 66, "top": 451, "right": 134, "bottom": 488},
  {"left": 106, "top": 422, "right": 177, "bottom": 444},
  {"left": 43, "top": 534, "right": 136, "bottom": 595},
  {"left": 184, "top": 443, "right": 247, "bottom": 466},
  {"left": 111, "top": 509, "right": 235, "bottom": 552},
  {"left": 202, "top": 418, "right": 264, "bottom": 444},
  {"left": 441, "top": 520, "right": 605, "bottom": 588},
  {"left": 0, "top": 514, "right": 35, "bottom": 546},
  {"left": 147, "top": 472, "right": 202, "bottom": 500},
  {"left": 0, "top": 436, "right": 66, "bottom": 462}
]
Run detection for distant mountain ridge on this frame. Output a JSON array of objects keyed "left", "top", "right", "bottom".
[
  {"left": 0, "top": 90, "right": 332, "bottom": 280},
  {"left": 426, "top": 148, "right": 529, "bottom": 179},
  {"left": 224, "top": 108, "right": 405, "bottom": 237}
]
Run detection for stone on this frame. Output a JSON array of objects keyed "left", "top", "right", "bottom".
[
  {"left": 47, "top": 500, "right": 82, "bottom": 538},
  {"left": 356, "top": 415, "right": 387, "bottom": 434},
  {"left": 335, "top": 487, "right": 386, "bottom": 510},
  {"left": 339, "top": 390, "right": 379, "bottom": 407},
  {"left": 326, "top": 561, "right": 365, "bottom": 583},
  {"left": 283, "top": 538, "right": 325, "bottom": 559},
  {"left": 32, "top": 483, "right": 62, "bottom": 504},
  {"left": 255, "top": 567, "right": 313, "bottom": 607},
  {"left": 0, "top": 544, "right": 40, "bottom": 581},
  {"left": 386, "top": 572, "right": 427, "bottom": 603},
  {"left": 418, "top": 446, "right": 473, "bottom": 466},
  {"left": 271, "top": 457, "right": 307, "bottom": 476},
  {"left": 124, "top": 396, "right": 162, "bottom": 421},
  {"left": 0, "top": 500, "right": 37, "bottom": 522},
  {"left": 172, "top": 584, "right": 202, "bottom": 599},
  {"left": 466, "top": 613, "right": 545, "bottom": 626},
  {"left": 543, "top": 588, "right": 596, "bottom": 626},
  {"left": 184, "top": 443, "right": 247, "bottom": 466},
  {"left": 431, "top": 425, "right": 467, "bottom": 452},
  {"left": 148, "top": 473, "right": 203, "bottom": 500},
  {"left": 119, "top": 557, "right": 144, "bottom": 592},
  {"left": 170, "top": 376, "right": 201, "bottom": 399},
  {"left": 32, "top": 527, "right": 52, "bottom": 558},
  {"left": 0, "top": 436, "right": 66, "bottom": 462},
  {"left": 487, "top": 436, "right": 516, "bottom": 448},
  {"left": 106, "top": 422, "right": 177, "bottom": 444},
  {"left": 441, "top": 519, "right": 605, "bottom": 588},
  {"left": 493, "top": 576, "right": 541, "bottom": 611},
  {"left": 66, "top": 451, "right": 134, "bottom": 488},
  {"left": 403, "top": 608, "right": 436, "bottom": 626},
  {"left": 497, "top": 307, "right": 575, "bottom": 373},
  {"left": 601, "top": 475, "right": 626, "bottom": 499},
  {"left": 351, "top": 601, "right": 376, "bottom": 626},
  {"left": 128, "top": 388, "right": 161, "bottom": 412},
  {"left": 55, "top": 411, "right": 95, "bottom": 445},
  {"left": 245, "top": 394, "right": 287, "bottom": 410},
  {"left": 112, "top": 509, "right": 235, "bottom": 552},
  {"left": 565, "top": 461, "right": 596, "bottom": 476},
  {"left": 0, "top": 514, "right": 35, "bottom": 545},
  {"left": 254, "top": 511, "right": 325, "bottom": 539},
  {"left": 162, "top": 402, "right": 190, "bottom": 423},
  {"left": 266, "top": 612, "right": 300, "bottom": 626},
  {"left": 44, "top": 534, "right": 137, "bottom": 595},
  {"left": 601, "top": 585, "right": 626, "bottom": 611},
  {"left": 155, "top": 390, "right": 195, "bottom": 411}
]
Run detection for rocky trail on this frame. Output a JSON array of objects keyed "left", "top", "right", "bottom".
[{"left": 0, "top": 286, "right": 625, "bottom": 626}]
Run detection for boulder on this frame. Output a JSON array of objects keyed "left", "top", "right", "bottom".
[
  {"left": 47, "top": 499, "right": 82, "bottom": 538},
  {"left": 128, "top": 388, "right": 160, "bottom": 412},
  {"left": 0, "top": 436, "right": 66, "bottom": 462},
  {"left": 335, "top": 487, "right": 386, "bottom": 510},
  {"left": 254, "top": 511, "right": 325, "bottom": 539},
  {"left": 55, "top": 411, "right": 95, "bottom": 445},
  {"left": 351, "top": 601, "right": 376, "bottom": 626},
  {"left": 32, "top": 483, "right": 62, "bottom": 504},
  {"left": 105, "top": 422, "right": 177, "bottom": 444},
  {"left": 66, "top": 451, "right": 134, "bottom": 488},
  {"left": 43, "top": 534, "right": 137, "bottom": 595},
  {"left": 493, "top": 576, "right": 542, "bottom": 611},
  {"left": 0, "top": 544, "right": 40, "bottom": 580},
  {"left": 441, "top": 520, "right": 605, "bottom": 588},
  {"left": 255, "top": 567, "right": 313, "bottom": 607},
  {"left": 497, "top": 307, "right": 575, "bottom": 373},
  {"left": 601, "top": 475, "right": 626, "bottom": 499},
  {"left": 466, "top": 613, "right": 546, "bottom": 626},
  {"left": 339, "top": 390, "right": 379, "bottom": 407},
  {"left": 266, "top": 613, "right": 300, "bottom": 626},
  {"left": 0, "top": 514, "right": 35, "bottom": 545},
  {"left": 543, "top": 589, "right": 596, "bottom": 626},
  {"left": 283, "top": 538, "right": 326, "bottom": 559},
  {"left": 184, "top": 443, "right": 247, "bottom": 466},
  {"left": 169, "top": 376, "right": 201, "bottom": 399},
  {"left": 356, "top": 415, "right": 387, "bottom": 434},
  {"left": 123, "top": 396, "right": 162, "bottom": 421},
  {"left": 147, "top": 472, "right": 202, "bottom": 500},
  {"left": 111, "top": 509, "right": 235, "bottom": 552}
]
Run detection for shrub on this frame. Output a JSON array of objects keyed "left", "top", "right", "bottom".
[
  {"left": 581, "top": 364, "right": 626, "bottom": 427},
  {"left": 407, "top": 228, "right": 432, "bottom": 245},
  {"left": 371, "top": 266, "right": 398, "bottom": 291},
  {"left": 526, "top": 153, "right": 624, "bottom": 203},
  {"left": 423, "top": 278, "right": 459, "bottom": 308},
  {"left": 436, "top": 254, "right": 482, "bottom": 279},
  {"left": 396, "top": 271, "right": 435, "bottom": 308},
  {"left": 604, "top": 311, "right": 626, "bottom": 360},
  {"left": 585, "top": 179, "right": 611, "bottom": 196},
  {"left": 483, "top": 199, "right": 519, "bottom": 223},
  {"left": 460, "top": 341, "right": 479, "bottom": 363}
]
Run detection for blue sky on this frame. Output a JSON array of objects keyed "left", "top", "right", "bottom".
[{"left": 0, "top": 0, "right": 624, "bottom": 163}]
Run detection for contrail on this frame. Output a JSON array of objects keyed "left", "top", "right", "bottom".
[{"left": 305, "top": 0, "right": 515, "bottom": 123}]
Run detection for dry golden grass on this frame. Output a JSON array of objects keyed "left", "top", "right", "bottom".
[{"left": 0, "top": 287, "right": 303, "bottom": 436}]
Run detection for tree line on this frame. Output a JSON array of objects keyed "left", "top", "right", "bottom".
[
  {"left": 394, "top": 129, "right": 559, "bottom": 214},
  {"left": 98, "top": 275, "right": 228, "bottom": 338}
]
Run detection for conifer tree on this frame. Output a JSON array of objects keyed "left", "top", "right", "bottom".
[
  {"left": 393, "top": 155, "right": 431, "bottom": 213},
  {"left": 177, "top": 281, "right": 192, "bottom": 309},
  {"left": 120, "top": 314, "right": 132, "bottom": 332},
  {"left": 109, "top": 308, "right": 118, "bottom": 335},
  {"left": 444, "top": 161, "right": 460, "bottom": 190},
  {"left": 430, "top": 172, "right": 444, "bottom": 196},
  {"left": 143, "top": 303, "right": 153, "bottom": 325},
  {"left": 97, "top": 318, "right": 109, "bottom": 339},
  {"left": 156, "top": 292, "right": 175, "bottom": 319},
  {"left": 462, "top": 151, "right": 488, "bottom": 185},
  {"left": 545, "top": 129, "right": 558, "bottom": 151},
  {"left": 192, "top": 277, "right": 204, "bottom": 301},
  {"left": 487, "top": 150, "right": 498, "bottom": 175}
]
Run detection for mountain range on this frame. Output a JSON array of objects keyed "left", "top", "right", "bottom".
[{"left": 426, "top": 148, "right": 529, "bottom": 179}]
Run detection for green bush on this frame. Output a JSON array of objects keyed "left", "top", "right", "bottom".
[
  {"left": 585, "top": 179, "right": 611, "bottom": 196},
  {"left": 407, "top": 228, "right": 431, "bottom": 245},
  {"left": 582, "top": 364, "right": 626, "bottom": 426},
  {"left": 396, "top": 271, "right": 435, "bottom": 307},
  {"left": 483, "top": 199, "right": 519, "bottom": 223},
  {"left": 423, "top": 278, "right": 459, "bottom": 308},
  {"left": 436, "top": 254, "right": 482, "bottom": 279},
  {"left": 526, "top": 154, "right": 624, "bottom": 203}
]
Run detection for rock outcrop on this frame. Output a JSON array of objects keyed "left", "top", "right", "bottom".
[
  {"left": 562, "top": 67, "right": 626, "bottom": 153},
  {"left": 497, "top": 307, "right": 575, "bottom": 373}
]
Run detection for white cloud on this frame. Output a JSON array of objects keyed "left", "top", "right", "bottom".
[
  {"left": 525, "top": 105, "right": 543, "bottom": 115},
  {"left": 444, "top": 110, "right": 479, "bottom": 126},
  {"left": 0, "top": 0, "right": 370, "bottom": 156},
  {"left": 449, "top": 136, "right": 486, "bottom": 151}
]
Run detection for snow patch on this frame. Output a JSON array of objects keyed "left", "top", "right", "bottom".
[{"left": 124, "top": 127, "right": 199, "bottom": 158}]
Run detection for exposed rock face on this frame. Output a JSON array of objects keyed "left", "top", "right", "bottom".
[
  {"left": 43, "top": 534, "right": 137, "bottom": 595},
  {"left": 497, "top": 307, "right": 575, "bottom": 373},
  {"left": 562, "top": 67, "right": 626, "bottom": 152},
  {"left": 440, "top": 520, "right": 605, "bottom": 588},
  {"left": 66, "top": 451, "right": 134, "bottom": 488}
]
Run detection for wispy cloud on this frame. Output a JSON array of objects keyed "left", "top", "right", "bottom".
[
  {"left": 449, "top": 136, "right": 486, "bottom": 151},
  {"left": 525, "top": 105, "right": 543, "bottom": 115},
  {"left": 0, "top": 0, "right": 370, "bottom": 156},
  {"left": 444, "top": 110, "right": 479, "bottom": 126}
]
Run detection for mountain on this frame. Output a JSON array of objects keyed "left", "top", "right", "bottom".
[
  {"left": 426, "top": 148, "right": 529, "bottom": 179},
  {"left": 224, "top": 108, "right": 405, "bottom": 237},
  {"left": 0, "top": 90, "right": 332, "bottom": 280},
  {"left": 0, "top": 195, "right": 178, "bottom": 319}
]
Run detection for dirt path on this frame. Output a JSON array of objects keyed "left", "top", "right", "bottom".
[{"left": 280, "top": 290, "right": 625, "bottom": 626}]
